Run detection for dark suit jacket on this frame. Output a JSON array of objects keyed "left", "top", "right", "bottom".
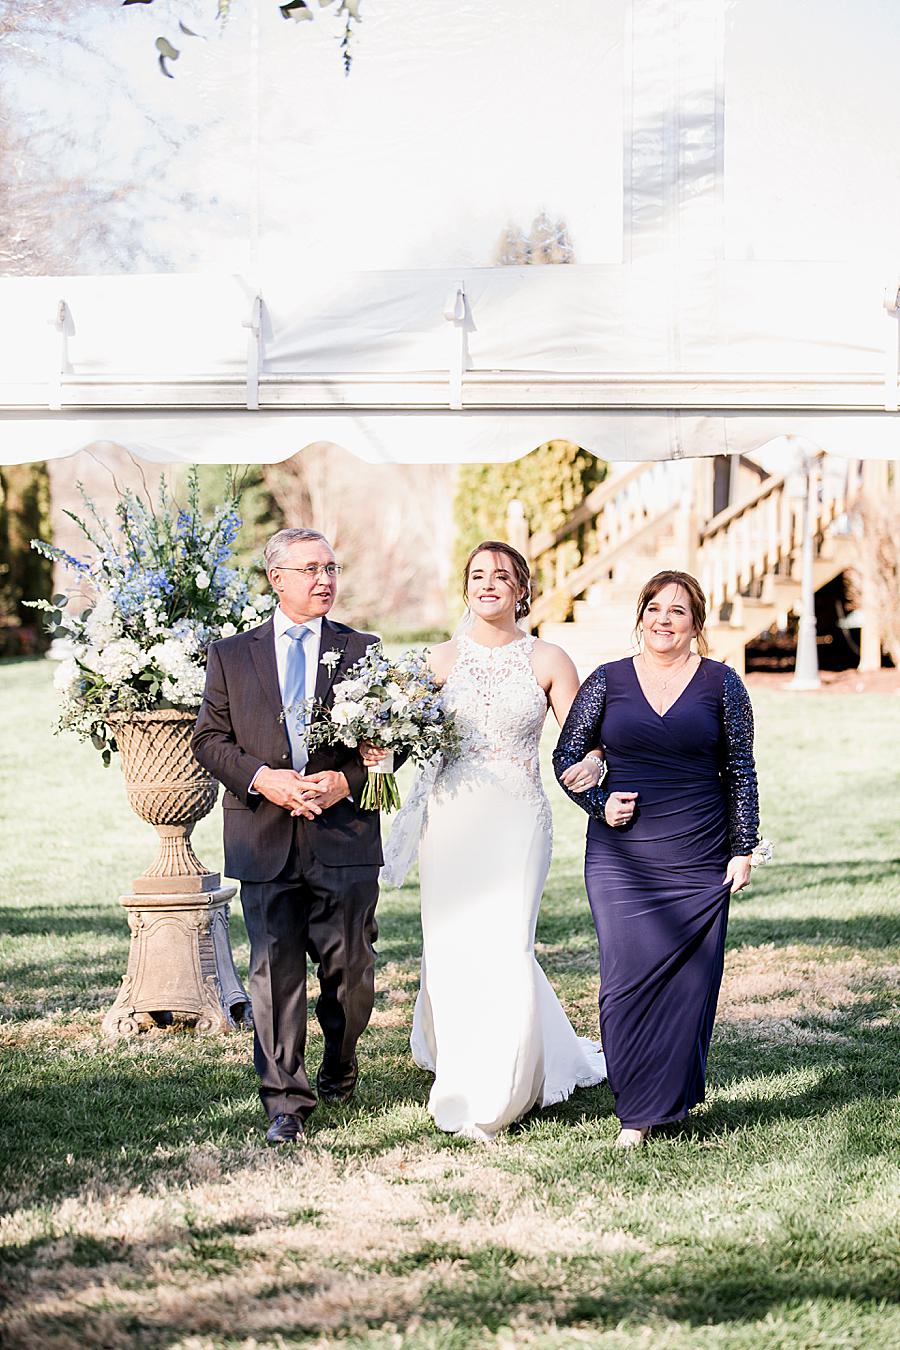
[{"left": 191, "top": 616, "right": 382, "bottom": 881}]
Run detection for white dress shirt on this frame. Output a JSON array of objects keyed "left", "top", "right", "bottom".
[
  {"left": 249, "top": 609, "right": 323, "bottom": 789},
  {"left": 272, "top": 606, "right": 323, "bottom": 717}
]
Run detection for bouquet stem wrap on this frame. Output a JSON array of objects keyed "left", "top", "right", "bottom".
[{"left": 361, "top": 752, "right": 402, "bottom": 813}]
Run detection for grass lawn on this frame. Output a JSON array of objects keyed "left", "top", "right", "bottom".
[{"left": 1, "top": 656, "right": 898, "bottom": 1350}]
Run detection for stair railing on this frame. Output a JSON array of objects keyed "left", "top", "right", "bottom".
[
  {"left": 696, "top": 452, "right": 853, "bottom": 618},
  {"left": 519, "top": 461, "right": 684, "bottom": 626}
]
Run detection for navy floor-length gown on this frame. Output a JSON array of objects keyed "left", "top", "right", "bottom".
[{"left": 553, "top": 657, "right": 759, "bottom": 1130}]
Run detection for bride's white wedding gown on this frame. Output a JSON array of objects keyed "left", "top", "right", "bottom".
[{"left": 396, "top": 632, "right": 606, "bottom": 1140}]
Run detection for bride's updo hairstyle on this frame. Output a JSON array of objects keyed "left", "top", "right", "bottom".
[
  {"left": 635, "top": 570, "right": 709, "bottom": 656},
  {"left": 464, "top": 540, "right": 532, "bottom": 620}
]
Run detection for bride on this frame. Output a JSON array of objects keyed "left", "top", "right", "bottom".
[{"left": 376, "top": 539, "right": 607, "bottom": 1140}]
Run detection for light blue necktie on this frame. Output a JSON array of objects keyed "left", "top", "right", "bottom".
[{"left": 284, "top": 624, "right": 310, "bottom": 770}]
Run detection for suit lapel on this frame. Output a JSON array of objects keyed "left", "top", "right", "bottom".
[
  {"left": 249, "top": 619, "right": 284, "bottom": 722},
  {"left": 315, "top": 618, "right": 351, "bottom": 706}
]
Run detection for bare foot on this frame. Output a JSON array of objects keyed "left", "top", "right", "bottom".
[{"left": 614, "top": 1127, "right": 649, "bottom": 1149}]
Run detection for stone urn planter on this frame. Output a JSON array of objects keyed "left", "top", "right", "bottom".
[{"left": 101, "top": 709, "right": 251, "bottom": 1037}]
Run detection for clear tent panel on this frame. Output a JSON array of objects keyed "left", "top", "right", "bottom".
[{"left": 1, "top": 0, "right": 899, "bottom": 466}]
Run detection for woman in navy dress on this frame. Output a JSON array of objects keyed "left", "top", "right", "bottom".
[{"left": 553, "top": 571, "right": 760, "bottom": 1148}]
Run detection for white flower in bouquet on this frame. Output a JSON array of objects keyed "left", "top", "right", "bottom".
[
  {"left": 331, "top": 700, "right": 365, "bottom": 732},
  {"left": 385, "top": 681, "right": 410, "bottom": 713},
  {"left": 149, "top": 636, "right": 193, "bottom": 676},
  {"left": 53, "top": 658, "right": 79, "bottom": 695}
]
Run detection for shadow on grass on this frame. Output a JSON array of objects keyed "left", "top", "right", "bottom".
[
  {"left": 1, "top": 1217, "right": 895, "bottom": 1349},
  {"left": 729, "top": 910, "right": 900, "bottom": 951},
  {"left": 0, "top": 904, "right": 129, "bottom": 941},
  {"left": 531, "top": 992, "right": 900, "bottom": 1147},
  {"left": 0, "top": 1017, "right": 435, "bottom": 1203}
]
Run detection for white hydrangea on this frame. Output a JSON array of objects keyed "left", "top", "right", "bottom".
[
  {"left": 147, "top": 636, "right": 206, "bottom": 706},
  {"left": 160, "top": 665, "right": 206, "bottom": 705},
  {"left": 83, "top": 592, "right": 122, "bottom": 646},
  {"left": 94, "top": 639, "right": 148, "bottom": 684},
  {"left": 219, "top": 621, "right": 237, "bottom": 638},
  {"left": 148, "top": 636, "right": 196, "bottom": 677}
]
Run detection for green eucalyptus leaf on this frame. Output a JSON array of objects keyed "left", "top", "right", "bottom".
[{"left": 51, "top": 593, "right": 68, "bottom": 607}]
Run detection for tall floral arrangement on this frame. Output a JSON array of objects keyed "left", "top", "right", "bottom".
[{"left": 29, "top": 468, "right": 273, "bottom": 763}]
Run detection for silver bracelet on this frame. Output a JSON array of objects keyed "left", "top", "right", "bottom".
[{"left": 583, "top": 753, "right": 608, "bottom": 783}]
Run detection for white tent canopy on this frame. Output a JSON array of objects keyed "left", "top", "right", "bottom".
[{"left": 2, "top": 0, "right": 900, "bottom": 465}]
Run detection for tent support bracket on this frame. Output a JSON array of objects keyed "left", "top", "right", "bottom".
[
  {"left": 243, "top": 294, "right": 263, "bottom": 411},
  {"left": 883, "top": 282, "right": 900, "bottom": 412},
  {"left": 48, "top": 300, "right": 71, "bottom": 411}
]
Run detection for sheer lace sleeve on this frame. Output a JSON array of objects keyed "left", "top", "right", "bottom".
[
  {"left": 552, "top": 666, "right": 610, "bottom": 822},
  {"left": 721, "top": 666, "right": 760, "bottom": 856}
]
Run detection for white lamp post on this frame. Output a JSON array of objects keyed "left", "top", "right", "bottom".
[{"left": 787, "top": 444, "right": 822, "bottom": 691}]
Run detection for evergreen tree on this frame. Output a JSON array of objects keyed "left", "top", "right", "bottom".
[{"left": 0, "top": 463, "right": 54, "bottom": 652}]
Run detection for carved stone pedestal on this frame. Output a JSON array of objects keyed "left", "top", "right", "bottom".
[
  {"left": 102, "top": 884, "right": 250, "bottom": 1037},
  {"left": 102, "top": 708, "right": 251, "bottom": 1038}
]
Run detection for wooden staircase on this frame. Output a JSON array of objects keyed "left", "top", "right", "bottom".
[{"left": 520, "top": 454, "right": 863, "bottom": 675}]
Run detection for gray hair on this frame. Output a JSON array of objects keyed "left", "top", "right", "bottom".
[{"left": 264, "top": 528, "right": 331, "bottom": 573}]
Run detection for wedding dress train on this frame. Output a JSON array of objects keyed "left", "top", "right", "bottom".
[{"left": 388, "top": 632, "right": 605, "bottom": 1140}]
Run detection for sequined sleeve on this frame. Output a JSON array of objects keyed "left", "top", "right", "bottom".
[
  {"left": 721, "top": 666, "right": 760, "bottom": 856},
  {"left": 552, "top": 665, "right": 610, "bottom": 823}
]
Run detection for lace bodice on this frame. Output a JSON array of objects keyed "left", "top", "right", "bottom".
[
  {"left": 380, "top": 633, "right": 553, "bottom": 887},
  {"left": 435, "top": 633, "right": 552, "bottom": 836},
  {"left": 441, "top": 633, "right": 548, "bottom": 770}
]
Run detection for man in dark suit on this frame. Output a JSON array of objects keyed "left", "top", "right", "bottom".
[{"left": 192, "top": 527, "right": 383, "bottom": 1144}]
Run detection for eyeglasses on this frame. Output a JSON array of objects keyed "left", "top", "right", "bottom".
[{"left": 276, "top": 563, "right": 343, "bottom": 578}]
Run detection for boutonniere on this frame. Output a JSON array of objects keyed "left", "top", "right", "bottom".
[{"left": 320, "top": 649, "right": 341, "bottom": 673}]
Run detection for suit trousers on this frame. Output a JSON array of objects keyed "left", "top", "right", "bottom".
[{"left": 239, "top": 816, "right": 380, "bottom": 1121}]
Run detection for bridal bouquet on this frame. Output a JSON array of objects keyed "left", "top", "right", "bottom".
[
  {"left": 28, "top": 468, "right": 273, "bottom": 763},
  {"left": 304, "top": 645, "right": 459, "bottom": 812}
]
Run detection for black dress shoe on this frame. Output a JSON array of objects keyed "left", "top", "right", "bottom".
[
  {"left": 316, "top": 1055, "right": 358, "bottom": 1104},
  {"left": 265, "top": 1113, "right": 305, "bottom": 1145}
]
